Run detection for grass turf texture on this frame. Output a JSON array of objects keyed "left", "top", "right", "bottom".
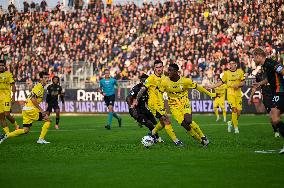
[{"left": 1, "top": 114, "right": 284, "bottom": 188}]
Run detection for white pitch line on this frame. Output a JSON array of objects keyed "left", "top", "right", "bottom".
[{"left": 28, "top": 122, "right": 270, "bottom": 133}]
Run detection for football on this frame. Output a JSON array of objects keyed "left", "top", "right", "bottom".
[{"left": 141, "top": 135, "right": 154, "bottom": 147}]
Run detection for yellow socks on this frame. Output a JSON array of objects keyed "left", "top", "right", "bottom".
[
  {"left": 222, "top": 108, "right": 227, "bottom": 120},
  {"left": 187, "top": 128, "right": 202, "bottom": 142},
  {"left": 3, "top": 126, "right": 10, "bottom": 134},
  {"left": 214, "top": 107, "right": 219, "bottom": 119},
  {"left": 152, "top": 122, "right": 164, "bottom": 135},
  {"left": 8, "top": 129, "right": 25, "bottom": 138},
  {"left": 39, "top": 122, "right": 51, "bottom": 139},
  {"left": 191, "top": 121, "right": 205, "bottom": 138},
  {"left": 232, "top": 112, "right": 238, "bottom": 128},
  {"left": 164, "top": 124, "right": 178, "bottom": 142}
]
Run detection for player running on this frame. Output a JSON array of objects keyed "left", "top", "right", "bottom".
[
  {"left": 99, "top": 69, "right": 122, "bottom": 130},
  {"left": 46, "top": 76, "right": 65, "bottom": 129},
  {"left": 0, "top": 71, "right": 52, "bottom": 144},
  {"left": 213, "top": 76, "right": 227, "bottom": 122},
  {"left": 159, "top": 63, "right": 215, "bottom": 146},
  {"left": 133, "top": 60, "right": 183, "bottom": 146},
  {"left": 208, "top": 60, "right": 245, "bottom": 134},
  {"left": 0, "top": 60, "right": 19, "bottom": 136},
  {"left": 248, "top": 67, "right": 279, "bottom": 137},
  {"left": 126, "top": 74, "right": 162, "bottom": 142},
  {"left": 252, "top": 48, "right": 284, "bottom": 153}
]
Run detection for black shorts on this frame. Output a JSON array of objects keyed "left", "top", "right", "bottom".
[
  {"left": 129, "top": 107, "right": 157, "bottom": 126},
  {"left": 271, "top": 93, "right": 284, "bottom": 114},
  {"left": 104, "top": 95, "right": 115, "bottom": 106},
  {"left": 46, "top": 102, "right": 60, "bottom": 113},
  {"left": 262, "top": 94, "right": 273, "bottom": 113}
]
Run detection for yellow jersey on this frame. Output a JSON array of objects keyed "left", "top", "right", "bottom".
[
  {"left": 214, "top": 84, "right": 227, "bottom": 98},
  {"left": 160, "top": 76, "right": 196, "bottom": 106},
  {"left": 144, "top": 74, "right": 165, "bottom": 101},
  {"left": 221, "top": 69, "right": 245, "bottom": 96},
  {"left": 0, "top": 71, "right": 14, "bottom": 98},
  {"left": 25, "top": 83, "right": 44, "bottom": 108}
]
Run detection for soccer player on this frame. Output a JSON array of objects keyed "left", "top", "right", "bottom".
[
  {"left": 126, "top": 74, "right": 162, "bottom": 142},
  {"left": 252, "top": 48, "right": 284, "bottom": 153},
  {"left": 248, "top": 67, "right": 279, "bottom": 137},
  {"left": 208, "top": 60, "right": 245, "bottom": 134},
  {"left": 159, "top": 63, "right": 215, "bottom": 146},
  {"left": 99, "top": 69, "right": 122, "bottom": 130},
  {"left": 46, "top": 76, "right": 65, "bottom": 129},
  {"left": 0, "top": 71, "right": 52, "bottom": 144},
  {"left": 0, "top": 60, "right": 19, "bottom": 135},
  {"left": 213, "top": 76, "right": 227, "bottom": 122},
  {"left": 133, "top": 60, "right": 183, "bottom": 146}
]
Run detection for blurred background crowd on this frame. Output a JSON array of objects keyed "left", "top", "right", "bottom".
[{"left": 0, "top": 0, "right": 283, "bottom": 86}]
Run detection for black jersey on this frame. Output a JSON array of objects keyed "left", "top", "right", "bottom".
[
  {"left": 262, "top": 58, "right": 284, "bottom": 94},
  {"left": 255, "top": 71, "right": 273, "bottom": 97},
  {"left": 128, "top": 83, "right": 148, "bottom": 108},
  {"left": 46, "top": 84, "right": 64, "bottom": 104}
]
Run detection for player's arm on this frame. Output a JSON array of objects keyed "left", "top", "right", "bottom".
[
  {"left": 126, "top": 91, "right": 138, "bottom": 119},
  {"left": 98, "top": 80, "right": 105, "bottom": 96},
  {"left": 252, "top": 78, "right": 268, "bottom": 89},
  {"left": 231, "top": 80, "right": 245, "bottom": 89},
  {"left": 206, "top": 80, "right": 223, "bottom": 89},
  {"left": 195, "top": 84, "right": 216, "bottom": 98},
  {"left": 30, "top": 92, "right": 44, "bottom": 113},
  {"left": 114, "top": 79, "right": 121, "bottom": 98},
  {"left": 11, "top": 82, "right": 16, "bottom": 102},
  {"left": 59, "top": 87, "right": 65, "bottom": 104},
  {"left": 133, "top": 86, "right": 147, "bottom": 106}
]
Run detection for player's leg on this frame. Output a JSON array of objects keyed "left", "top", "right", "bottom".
[
  {"left": 106, "top": 104, "right": 113, "bottom": 129},
  {"left": 263, "top": 97, "right": 279, "bottom": 137},
  {"left": 160, "top": 113, "right": 181, "bottom": 145},
  {"left": 55, "top": 103, "right": 60, "bottom": 129},
  {"left": 227, "top": 96, "right": 237, "bottom": 133},
  {"left": 213, "top": 99, "right": 220, "bottom": 122},
  {"left": 4, "top": 99, "right": 19, "bottom": 130},
  {"left": 0, "top": 112, "right": 10, "bottom": 135},
  {"left": 38, "top": 112, "right": 52, "bottom": 144},
  {"left": 110, "top": 95, "right": 122, "bottom": 127},
  {"left": 4, "top": 110, "right": 33, "bottom": 140},
  {"left": 220, "top": 99, "right": 227, "bottom": 122},
  {"left": 233, "top": 97, "right": 242, "bottom": 134}
]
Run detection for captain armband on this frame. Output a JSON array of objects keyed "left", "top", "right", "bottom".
[{"left": 275, "top": 64, "right": 283, "bottom": 73}]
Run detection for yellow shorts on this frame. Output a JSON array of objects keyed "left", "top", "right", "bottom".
[
  {"left": 227, "top": 95, "right": 242, "bottom": 111},
  {"left": 148, "top": 99, "right": 166, "bottom": 118},
  {"left": 22, "top": 106, "right": 41, "bottom": 125},
  {"left": 214, "top": 97, "right": 225, "bottom": 109},
  {"left": 0, "top": 97, "right": 11, "bottom": 113},
  {"left": 170, "top": 102, "right": 192, "bottom": 125}
]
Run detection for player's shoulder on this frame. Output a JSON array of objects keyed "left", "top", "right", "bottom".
[
  {"left": 33, "top": 83, "right": 44, "bottom": 95},
  {"left": 237, "top": 68, "right": 244, "bottom": 74}
]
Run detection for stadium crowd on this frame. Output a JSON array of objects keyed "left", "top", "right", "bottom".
[{"left": 0, "top": 0, "right": 283, "bottom": 85}]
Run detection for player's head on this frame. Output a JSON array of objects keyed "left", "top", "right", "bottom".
[
  {"left": 252, "top": 47, "right": 266, "bottom": 65},
  {"left": 52, "top": 76, "right": 60, "bottom": 85},
  {"left": 168, "top": 63, "right": 179, "bottom": 78},
  {"left": 229, "top": 60, "right": 238, "bottom": 71},
  {"left": 39, "top": 71, "right": 49, "bottom": 86},
  {"left": 140, "top": 74, "right": 148, "bottom": 83},
  {"left": 0, "top": 59, "right": 6, "bottom": 73},
  {"left": 154, "top": 59, "right": 164, "bottom": 76},
  {"left": 104, "top": 69, "right": 110, "bottom": 79}
]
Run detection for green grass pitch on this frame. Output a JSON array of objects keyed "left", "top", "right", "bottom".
[{"left": 0, "top": 114, "right": 284, "bottom": 188}]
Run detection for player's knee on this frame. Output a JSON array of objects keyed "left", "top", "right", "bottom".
[
  {"left": 181, "top": 118, "right": 192, "bottom": 130},
  {"left": 161, "top": 115, "right": 170, "bottom": 124},
  {"left": 4, "top": 111, "right": 10, "bottom": 117},
  {"left": 23, "top": 127, "right": 30, "bottom": 133}
]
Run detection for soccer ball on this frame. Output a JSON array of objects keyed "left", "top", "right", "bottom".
[{"left": 141, "top": 135, "right": 154, "bottom": 147}]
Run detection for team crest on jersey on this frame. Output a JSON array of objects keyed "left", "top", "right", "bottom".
[{"left": 180, "top": 85, "right": 183, "bottom": 90}]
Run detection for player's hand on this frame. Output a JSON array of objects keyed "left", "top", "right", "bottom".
[
  {"left": 252, "top": 82, "right": 261, "bottom": 89},
  {"left": 206, "top": 85, "right": 212, "bottom": 90},
  {"left": 210, "top": 93, "right": 216, "bottom": 98},
  {"left": 231, "top": 84, "right": 239, "bottom": 89},
  {"left": 132, "top": 99, "right": 138, "bottom": 107},
  {"left": 248, "top": 98, "right": 254, "bottom": 105}
]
